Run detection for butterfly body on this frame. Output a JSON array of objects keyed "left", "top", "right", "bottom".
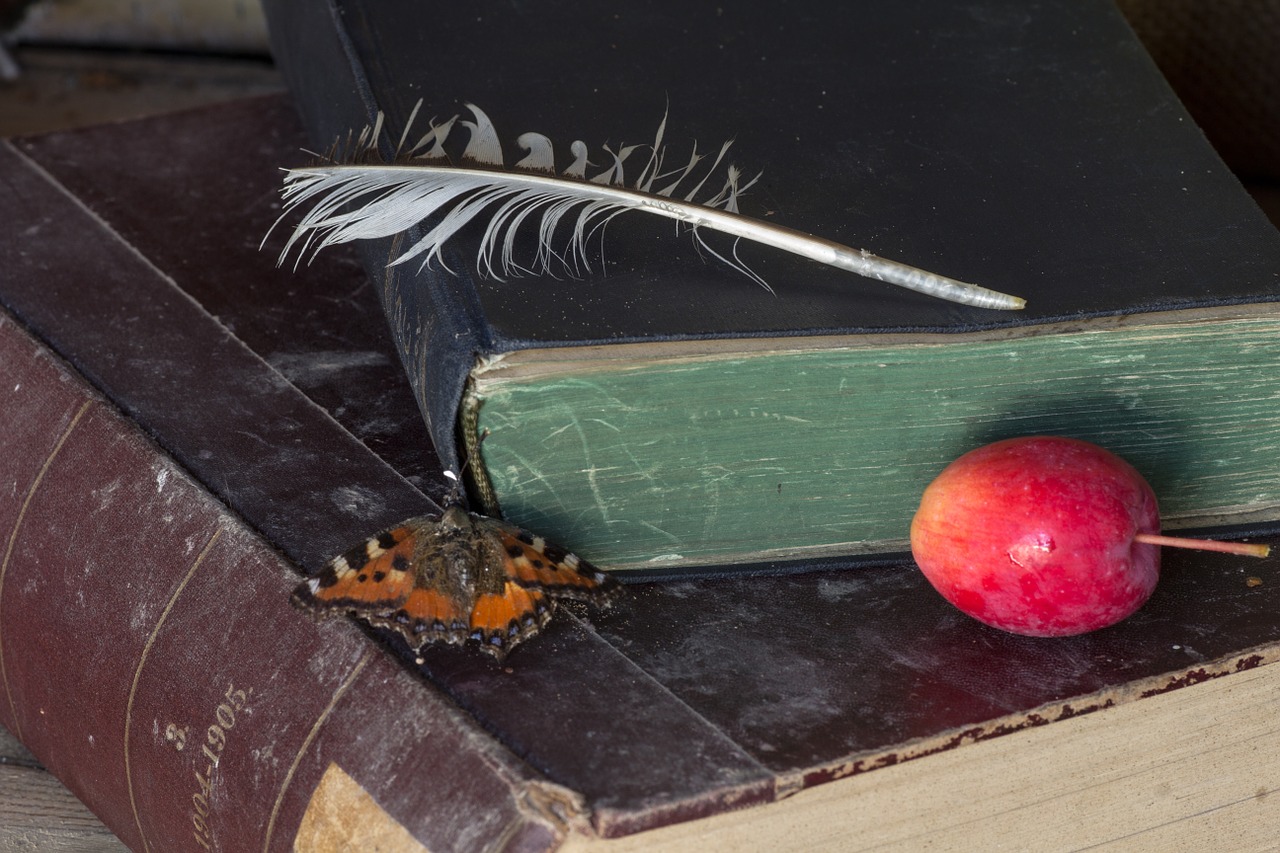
[{"left": 293, "top": 501, "right": 619, "bottom": 661}]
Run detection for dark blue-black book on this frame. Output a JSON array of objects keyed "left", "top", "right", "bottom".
[{"left": 261, "top": 0, "right": 1280, "bottom": 576}]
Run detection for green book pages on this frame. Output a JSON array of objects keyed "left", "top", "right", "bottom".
[{"left": 468, "top": 308, "right": 1280, "bottom": 573}]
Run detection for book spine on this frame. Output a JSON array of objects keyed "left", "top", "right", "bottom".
[{"left": 0, "top": 312, "right": 569, "bottom": 852}]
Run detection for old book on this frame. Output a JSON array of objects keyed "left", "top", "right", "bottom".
[
  {"left": 0, "top": 122, "right": 565, "bottom": 851},
  {"left": 261, "top": 0, "right": 1280, "bottom": 574},
  {"left": 0, "top": 318, "right": 566, "bottom": 850},
  {"left": 3, "top": 89, "right": 1280, "bottom": 852}
]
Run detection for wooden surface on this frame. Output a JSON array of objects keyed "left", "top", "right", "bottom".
[{"left": 0, "top": 725, "right": 126, "bottom": 852}]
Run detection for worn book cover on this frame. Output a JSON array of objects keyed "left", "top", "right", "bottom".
[{"left": 261, "top": 0, "right": 1280, "bottom": 573}]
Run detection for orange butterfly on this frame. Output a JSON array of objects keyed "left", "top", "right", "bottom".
[{"left": 292, "top": 494, "right": 620, "bottom": 661}]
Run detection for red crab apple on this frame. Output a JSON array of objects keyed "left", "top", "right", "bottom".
[{"left": 910, "top": 436, "right": 1270, "bottom": 636}]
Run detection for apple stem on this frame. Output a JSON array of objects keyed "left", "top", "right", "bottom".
[{"left": 1133, "top": 533, "right": 1271, "bottom": 558}]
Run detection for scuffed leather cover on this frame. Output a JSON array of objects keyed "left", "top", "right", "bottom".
[{"left": 0, "top": 311, "right": 565, "bottom": 851}]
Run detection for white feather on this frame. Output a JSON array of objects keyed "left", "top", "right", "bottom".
[{"left": 270, "top": 104, "right": 1024, "bottom": 310}]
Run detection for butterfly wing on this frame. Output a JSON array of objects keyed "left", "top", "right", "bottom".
[
  {"left": 465, "top": 582, "right": 555, "bottom": 659},
  {"left": 365, "top": 586, "right": 473, "bottom": 648},
  {"left": 292, "top": 524, "right": 418, "bottom": 614},
  {"left": 477, "top": 517, "right": 621, "bottom": 604},
  {"left": 295, "top": 510, "right": 620, "bottom": 662},
  {"left": 459, "top": 517, "right": 619, "bottom": 660}
]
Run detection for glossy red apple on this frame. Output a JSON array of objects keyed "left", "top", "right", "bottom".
[{"left": 910, "top": 436, "right": 1269, "bottom": 636}]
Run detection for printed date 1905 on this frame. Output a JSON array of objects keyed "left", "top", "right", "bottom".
[{"left": 190, "top": 682, "right": 251, "bottom": 851}]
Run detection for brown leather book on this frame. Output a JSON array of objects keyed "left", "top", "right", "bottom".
[
  {"left": 0, "top": 100, "right": 567, "bottom": 851},
  {"left": 2, "top": 89, "right": 1279, "bottom": 853}
]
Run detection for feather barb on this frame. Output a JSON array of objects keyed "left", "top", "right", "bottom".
[{"left": 268, "top": 103, "right": 1025, "bottom": 311}]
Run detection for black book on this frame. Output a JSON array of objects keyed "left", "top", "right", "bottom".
[{"left": 261, "top": 0, "right": 1280, "bottom": 575}]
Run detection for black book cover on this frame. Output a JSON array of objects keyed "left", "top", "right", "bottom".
[{"left": 261, "top": 0, "right": 1280, "bottom": 477}]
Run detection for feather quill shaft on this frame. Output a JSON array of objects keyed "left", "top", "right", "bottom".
[{"left": 271, "top": 104, "right": 1025, "bottom": 311}]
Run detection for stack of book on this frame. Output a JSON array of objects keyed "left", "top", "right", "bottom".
[{"left": 1, "top": 0, "right": 1278, "bottom": 848}]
